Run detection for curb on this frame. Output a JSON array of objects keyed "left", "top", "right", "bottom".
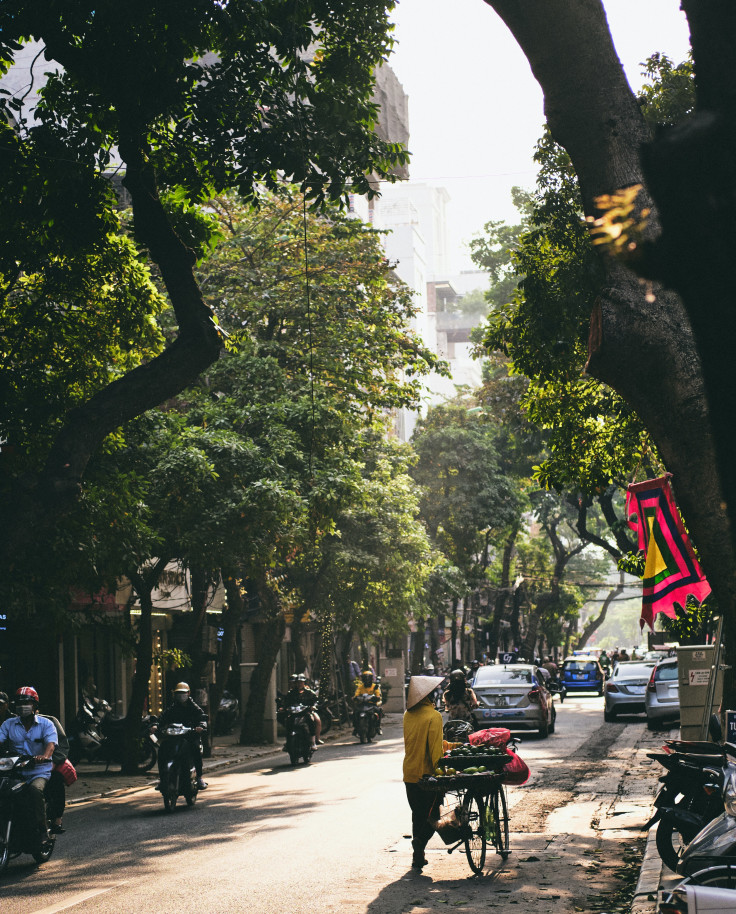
[{"left": 631, "top": 826, "right": 663, "bottom": 914}]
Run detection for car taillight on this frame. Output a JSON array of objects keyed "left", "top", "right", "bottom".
[
  {"left": 647, "top": 668, "right": 657, "bottom": 693},
  {"left": 606, "top": 683, "right": 620, "bottom": 693},
  {"left": 527, "top": 687, "right": 541, "bottom": 703}
]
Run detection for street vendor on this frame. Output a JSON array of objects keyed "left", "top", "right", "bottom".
[{"left": 403, "top": 674, "right": 445, "bottom": 871}]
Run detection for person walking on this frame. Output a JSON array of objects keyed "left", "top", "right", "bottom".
[{"left": 403, "top": 674, "right": 445, "bottom": 871}]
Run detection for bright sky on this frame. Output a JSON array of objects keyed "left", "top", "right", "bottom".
[{"left": 387, "top": 0, "right": 692, "bottom": 273}]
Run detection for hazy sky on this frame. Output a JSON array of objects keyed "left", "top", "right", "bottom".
[{"left": 387, "top": 0, "right": 692, "bottom": 273}]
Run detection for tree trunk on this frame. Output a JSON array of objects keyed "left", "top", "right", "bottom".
[
  {"left": 489, "top": 526, "right": 519, "bottom": 660},
  {"left": 239, "top": 581, "right": 285, "bottom": 745},
  {"left": 291, "top": 616, "right": 308, "bottom": 674},
  {"left": 212, "top": 568, "right": 243, "bottom": 729},
  {"left": 576, "top": 572, "right": 625, "bottom": 651},
  {"left": 485, "top": 0, "right": 736, "bottom": 704},
  {"left": 123, "top": 559, "right": 167, "bottom": 774},
  {"left": 450, "top": 598, "right": 459, "bottom": 667}
]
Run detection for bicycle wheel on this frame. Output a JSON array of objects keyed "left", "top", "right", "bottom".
[
  {"left": 489, "top": 785, "right": 510, "bottom": 859},
  {"left": 462, "top": 793, "right": 487, "bottom": 874}
]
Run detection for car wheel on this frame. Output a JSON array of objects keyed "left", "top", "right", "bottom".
[
  {"left": 549, "top": 706, "right": 556, "bottom": 734},
  {"left": 538, "top": 717, "right": 549, "bottom": 739}
]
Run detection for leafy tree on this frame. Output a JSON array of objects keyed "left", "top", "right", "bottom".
[
  {"left": 0, "top": 1, "right": 407, "bottom": 584},
  {"left": 411, "top": 400, "right": 522, "bottom": 665},
  {"left": 482, "top": 0, "right": 736, "bottom": 705}
]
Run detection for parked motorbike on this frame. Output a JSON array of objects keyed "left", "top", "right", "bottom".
[
  {"left": 68, "top": 698, "right": 158, "bottom": 772},
  {"left": 283, "top": 704, "right": 314, "bottom": 766},
  {"left": 354, "top": 694, "right": 380, "bottom": 744},
  {"left": 157, "top": 724, "right": 199, "bottom": 813},
  {"left": 0, "top": 756, "right": 55, "bottom": 873},
  {"left": 678, "top": 752, "right": 736, "bottom": 877},
  {"left": 213, "top": 691, "right": 239, "bottom": 736},
  {"left": 645, "top": 737, "right": 733, "bottom": 872}
]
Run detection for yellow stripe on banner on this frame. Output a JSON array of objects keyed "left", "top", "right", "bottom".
[{"left": 644, "top": 515, "right": 667, "bottom": 579}]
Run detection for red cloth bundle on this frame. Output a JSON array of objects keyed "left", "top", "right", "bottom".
[
  {"left": 501, "top": 748, "right": 530, "bottom": 786},
  {"left": 468, "top": 727, "right": 511, "bottom": 748}
]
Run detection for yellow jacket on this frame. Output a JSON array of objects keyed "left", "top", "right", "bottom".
[
  {"left": 354, "top": 682, "right": 381, "bottom": 701},
  {"left": 402, "top": 699, "right": 443, "bottom": 783}
]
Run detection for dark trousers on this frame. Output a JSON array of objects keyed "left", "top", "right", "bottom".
[
  {"left": 44, "top": 771, "right": 66, "bottom": 821},
  {"left": 405, "top": 782, "right": 442, "bottom": 858}
]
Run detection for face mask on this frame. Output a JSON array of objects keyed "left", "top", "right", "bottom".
[
  {"left": 175, "top": 693, "right": 188, "bottom": 704},
  {"left": 17, "top": 703, "right": 34, "bottom": 718}
]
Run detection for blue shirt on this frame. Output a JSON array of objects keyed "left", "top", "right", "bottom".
[{"left": 0, "top": 715, "right": 57, "bottom": 781}]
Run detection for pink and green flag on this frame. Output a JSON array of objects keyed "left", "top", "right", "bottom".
[{"left": 626, "top": 474, "right": 710, "bottom": 631}]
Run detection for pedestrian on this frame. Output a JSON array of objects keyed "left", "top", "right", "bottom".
[{"left": 403, "top": 674, "right": 445, "bottom": 871}]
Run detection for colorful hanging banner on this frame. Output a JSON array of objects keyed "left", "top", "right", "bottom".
[{"left": 626, "top": 474, "right": 710, "bottom": 631}]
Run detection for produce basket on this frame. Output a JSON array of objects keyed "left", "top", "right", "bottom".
[
  {"left": 417, "top": 770, "right": 504, "bottom": 793},
  {"left": 439, "top": 753, "right": 508, "bottom": 773}
]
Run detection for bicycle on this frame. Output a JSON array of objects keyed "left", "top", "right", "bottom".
[{"left": 419, "top": 767, "right": 511, "bottom": 874}]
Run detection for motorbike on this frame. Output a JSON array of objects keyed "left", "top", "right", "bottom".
[
  {"left": 354, "top": 694, "right": 380, "bottom": 744},
  {"left": 678, "top": 752, "right": 736, "bottom": 878},
  {"left": 0, "top": 756, "right": 55, "bottom": 873},
  {"left": 213, "top": 691, "right": 239, "bottom": 736},
  {"left": 283, "top": 704, "right": 314, "bottom": 766},
  {"left": 157, "top": 724, "right": 199, "bottom": 813},
  {"left": 644, "top": 717, "right": 731, "bottom": 872},
  {"left": 68, "top": 698, "right": 158, "bottom": 772}
]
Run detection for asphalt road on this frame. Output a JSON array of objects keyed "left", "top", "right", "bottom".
[{"left": 0, "top": 695, "right": 664, "bottom": 914}]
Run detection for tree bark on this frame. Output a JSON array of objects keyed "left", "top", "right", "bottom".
[
  {"left": 123, "top": 558, "right": 168, "bottom": 774},
  {"left": 212, "top": 567, "right": 243, "bottom": 727},
  {"left": 239, "top": 580, "right": 285, "bottom": 745},
  {"left": 485, "top": 0, "right": 736, "bottom": 699}
]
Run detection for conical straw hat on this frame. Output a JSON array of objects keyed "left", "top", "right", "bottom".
[{"left": 406, "top": 675, "right": 445, "bottom": 710}]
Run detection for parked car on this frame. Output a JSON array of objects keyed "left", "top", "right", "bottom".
[
  {"left": 471, "top": 663, "right": 555, "bottom": 738},
  {"left": 645, "top": 655, "right": 680, "bottom": 730},
  {"left": 603, "top": 660, "right": 657, "bottom": 721},
  {"left": 560, "top": 655, "right": 605, "bottom": 695}
]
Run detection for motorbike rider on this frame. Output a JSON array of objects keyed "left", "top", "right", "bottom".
[
  {"left": 0, "top": 687, "right": 57, "bottom": 848},
  {"left": 284, "top": 674, "right": 322, "bottom": 748},
  {"left": 353, "top": 670, "right": 383, "bottom": 736},
  {"left": 155, "top": 682, "right": 208, "bottom": 789},
  {"left": 0, "top": 691, "right": 13, "bottom": 725},
  {"left": 442, "top": 669, "right": 479, "bottom": 724}
]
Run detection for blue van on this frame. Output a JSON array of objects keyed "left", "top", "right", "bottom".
[{"left": 561, "top": 655, "right": 605, "bottom": 695}]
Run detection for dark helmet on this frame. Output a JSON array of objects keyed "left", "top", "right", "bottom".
[
  {"left": 361, "top": 670, "right": 374, "bottom": 687},
  {"left": 289, "top": 673, "right": 299, "bottom": 683},
  {"left": 450, "top": 669, "right": 466, "bottom": 682}
]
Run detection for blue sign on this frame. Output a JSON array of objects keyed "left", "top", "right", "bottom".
[{"left": 727, "top": 710, "right": 736, "bottom": 744}]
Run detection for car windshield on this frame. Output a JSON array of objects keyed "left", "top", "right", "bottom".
[
  {"left": 613, "top": 662, "right": 655, "bottom": 679},
  {"left": 474, "top": 667, "right": 533, "bottom": 685},
  {"left": 565, "top": 661, "right": 597, "bottom": 672},
  {"left": 654, "top": 663, "right": 678, "bottom": 682}
]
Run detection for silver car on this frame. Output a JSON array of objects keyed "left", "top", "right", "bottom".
[
  {"left": 603, "top": 660, "right": 656, "bottom": 721},
  {"left": 645, "top": 656, "right": 680, "bottom": 730},
  {"left": 471, "top": 664, "right": 556, "bottom": 738}
]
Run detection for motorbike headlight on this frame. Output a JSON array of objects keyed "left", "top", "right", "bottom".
[
  {"left": 723, "top": 763, "right": 736, "bottom": 816},
  {"left": 165, "top": 727, "right": 181, "bottom": 737},
  {"left": 0, "top": 758, "right": 16, "bottom": 771}
]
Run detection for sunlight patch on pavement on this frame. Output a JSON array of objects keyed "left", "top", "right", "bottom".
[{"left": 28, "top": 883, "right": 127, "bottom": 914}]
